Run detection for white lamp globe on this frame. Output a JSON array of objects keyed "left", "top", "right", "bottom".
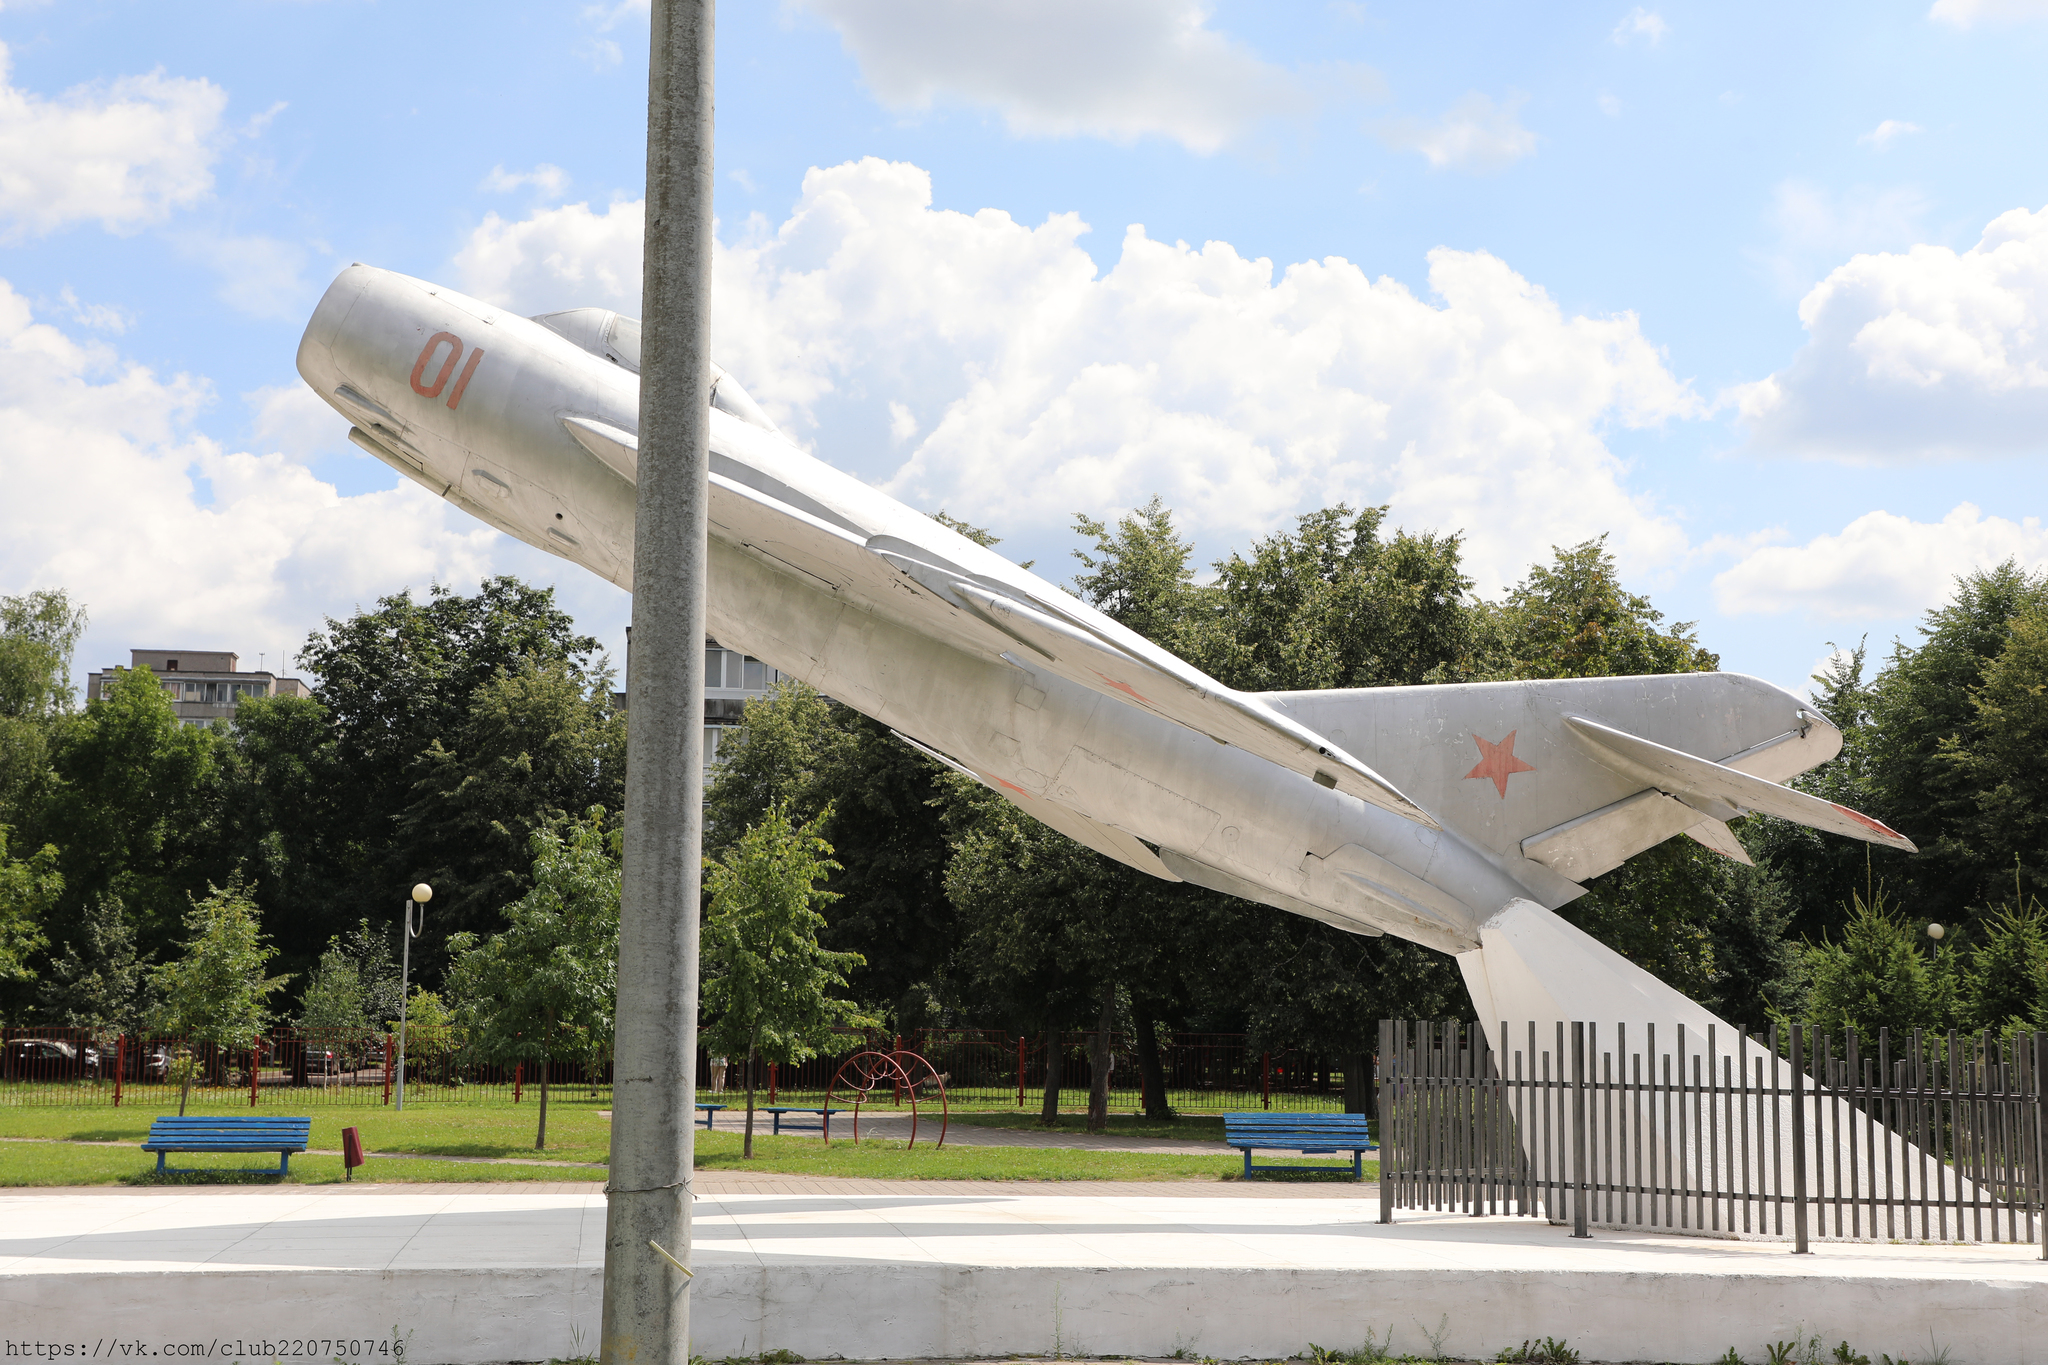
[
  {"left": 1926, "top": 922, "right": 1944, "bottom": 940},
  {"left": 412, "top": 883, "right": 433, "bottom": 904}
]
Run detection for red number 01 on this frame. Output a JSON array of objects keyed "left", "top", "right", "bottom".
[{"left": 410, "top": 331, "right": 486, "bottom": 410}]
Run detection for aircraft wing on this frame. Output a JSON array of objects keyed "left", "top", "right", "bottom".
[
  {"left": 890, "top": 731, "right": 1181, "bottom": 881},
  {"left": 866, "top": 538, "right": 1438, "bottom": 829}
]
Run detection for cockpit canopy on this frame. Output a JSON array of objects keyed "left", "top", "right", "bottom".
[{"left": 529, "top": 307, "right": 777, "bottom": 434}]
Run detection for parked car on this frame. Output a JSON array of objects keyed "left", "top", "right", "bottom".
[{"left": 2, "top": 1038, "right": 78, "bottom": 1078}]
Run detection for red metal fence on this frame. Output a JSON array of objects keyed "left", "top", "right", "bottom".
[{"left": 1, "top": 1024, "right": 1352, "bottom": 1111}]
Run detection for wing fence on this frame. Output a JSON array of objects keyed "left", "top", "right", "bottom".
[{"left": 1376, "top": 1018, "right": 2048, "bottom": 1254}]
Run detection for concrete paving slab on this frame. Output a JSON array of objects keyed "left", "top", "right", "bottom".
[{"left": 4, "top": 1181, "right": 2042, "bottom": 1364}]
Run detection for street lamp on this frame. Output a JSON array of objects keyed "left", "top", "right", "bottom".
[{"left": 396, "top": 882, "right": 431, "bottom": 1111}]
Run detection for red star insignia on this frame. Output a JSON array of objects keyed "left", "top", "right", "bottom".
[
  {"left": 1093, "top": 670, "right": 1151, "bottom": 705},
  {"left": 1464, "top": 730, "right": 1535, "bottom": 798}
]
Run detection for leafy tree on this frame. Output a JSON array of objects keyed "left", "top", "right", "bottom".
[
  {"left": 212, "top": 693, "right": 349, "bottom": 977},
  {"left": 1863, "top": 562, "right": 2048, "bottom": 924},
  {"left": 34, "top": 895, "right": 154, "bottom": 1035},
  {"left": 1804, "top": 888, "right": 1960, "bottom": 1043},
  {"left": 0, "top": 825, "right": 59, "bottom": 985},
  {"left": 295, "top": 918, "right": 405, "bottom": 1078},
  {"left": 1191, "top": 504, "right": 1480, "bottom": 690},
  {"left": 32, "top": 666, "right": 223, "bottom": 953},
  {"left": 1939, "top": 599, "right": 2048, "bottom": 907},
  {"left": 148, "top": 877, "right": 292, "bottom": 1115},
  {"left": 1478, "top": 536, "right": 1718, "bottom": 680},
  {"left": 446, "top": 810, "right": 619, "bottom": 1149},
  {"left": 0, "top": 589, "right": 87, "bottom": 826},
  {"left": 291, "top": 577, "right": 607, "bottom": 968},
  {"left": 401, "top": 656, "right": 625, "bottom": 960},
  {"left": 706, "top": 682, "right": 956, "bottom": 1026},
  {"left": 701, "top": 803, "right": 871, "bottom": 1155}
]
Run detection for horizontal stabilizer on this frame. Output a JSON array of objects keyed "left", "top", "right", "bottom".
[{"left": 1563, "top": 714, "right": 1915, "bottom": 852}]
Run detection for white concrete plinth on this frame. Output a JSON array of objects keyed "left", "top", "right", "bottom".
[{"left": 5, "top": 1188, "right": 2044, "bottom": 1365}]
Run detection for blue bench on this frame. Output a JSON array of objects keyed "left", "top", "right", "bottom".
[
  {"left": 761, "top": 1106, "right": 845, "bottom": 1136},
  {"left": 1224, "top": 1112, "right": 1375, "bottom": 1180},
  {"left": 141, "top": 1116, "right": 311, "bottom": 1176},
  {"left": 696, "top": 1102, "right": 728, "bottom": 1129}
]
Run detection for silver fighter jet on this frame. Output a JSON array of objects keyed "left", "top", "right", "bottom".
[{"left": 298, "top": 264, "right": 1912, "bottom": 1035}]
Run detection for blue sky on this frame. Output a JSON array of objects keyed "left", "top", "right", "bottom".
[{"left": 4, "top": 0, "right": 2046, "bottom": 696}]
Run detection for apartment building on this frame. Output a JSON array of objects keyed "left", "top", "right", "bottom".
[{"left": 86, "top": 650, "right": 311, "bottom": 728}]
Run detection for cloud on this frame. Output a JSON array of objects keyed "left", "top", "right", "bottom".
[
  {"left": 1858, "top": 119, "right": 1922, "bottom": 150},
  {"left": 1734, "top": 202, "right": 2048, "bottom": 461},
  {"left": 0, "top": 42, "right": 226, "bottom": 238},
  {"left": 791, "top": 0, "right": 1319, "bottom": 153},
  {"left": 453, "top": 197, "right": 646, "bottom": 314},
  {"left": 1752, "top": 177, "right": 1928, "bottom": 297},
  {"left": 1611, "top": 7, "right": 1669, "bottom": 44},
  {"left": 0, "top": 279, "right": 503, "bottom": 679},
  {"left": 245, "top": 382, "right": 351, "bottom": 462},
  {"left": 453, "top": 157, "right": 1700, "bottom": 592},
  {"left": 56, "top": 286, "right": 132, "bottom": 333},
  {"left": 481, "top": 163, "right": 569, "bottom": 198},
  {"left": 1928, "top": 0, "right": 2048, "bottom": 27},
  {"left": 1597, "top": 93, "right": 1622, "bottom": 117},
  {"left": 1714, "top": 504, "right": 2048, "bottom": 618},
  {"left": 178, "top": 232, "right": 309, "bottom": 320},
  {"left": 1377, "top": 93, "right": 1537, "bottom": 171}
]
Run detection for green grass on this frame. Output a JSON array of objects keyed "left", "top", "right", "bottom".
[
  {"left": 942, "top": 1111, "right": 1230, "bottom": 1140},
  {"left": 0, "top": 1097, "right": 1377, "bottom": 1185}
]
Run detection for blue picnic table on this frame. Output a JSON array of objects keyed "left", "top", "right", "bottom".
[{"left": 696, "top": 1102, "right": 728, "bottom": 1129}]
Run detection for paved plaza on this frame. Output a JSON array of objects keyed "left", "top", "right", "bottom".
[{"left": 6, "top": 1177, "right": 2045, "bottom": 1364}]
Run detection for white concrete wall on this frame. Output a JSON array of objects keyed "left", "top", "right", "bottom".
[{"left": 11, "top": 1261, "right": 2045, "bottom": 1365}]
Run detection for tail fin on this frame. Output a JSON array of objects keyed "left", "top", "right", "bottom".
[{"left": 1260, "top": 672, "right": 1904, "bottom": 889}]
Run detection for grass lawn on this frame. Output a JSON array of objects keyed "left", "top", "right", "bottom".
[
  {"left": 944, "top": 1111, "right": 1230, "bottom": 1140},
  {"left": 0, "top": 1099, "right": 1375, "bottom": 1185}
]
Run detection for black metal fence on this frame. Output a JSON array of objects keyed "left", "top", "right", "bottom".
[
  {"left": 3, "top": 1024, "right": 1350, "bottom": 1112},
  {"left": 1377, "top": 1018, "right": 2048, "bottom": 1254}
]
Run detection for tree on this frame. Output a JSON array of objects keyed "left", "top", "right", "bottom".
[
  {"left": 1192, "top": 504, "right": 1480, "bottom": 690},
  {"left": 0, "top": 825, "right": 59, "bottom": 985},
  {"left": 1963, "top": 880, "right": 2048, "bottom": 1035},
  {"left": 34, "top": 895, "right": 154, "bottom": 1036},
  {"left": 148, "top": 877, "right": 292, "bottom": 1115},
  {"left": 290, "top": 577, "right": 608, "bottom": 971},
  {"left": 1476, "top": 536, "right": 1718, "bottom": 680},
  {"left": 1804, "top": 888, "right": 1960, "bottom": 1043},
  {"left": 705, "top": 681, "right": 957, "bottom": 1026},
  {"left": 296, "top": 919, "right": 404, "bottom": 1078},
  {"left": 401, "top": 656, "right": 625, "bottom": 960},
  {"left": 701, "top": 803, "right": 872, "bottom": 1156},
  {"left": 1863, "top": 563, "right": 2048, "bottom": 925},
  {"left": 446, "top": 810, "right": 619, "bottom": 1149},
  {"left": 1940, "top": 600, "right": 2048, "bottom": 906},
  {"left": 27, "top": 666, "right": 225, "bottom": 957},
  {"left": 0, "top": 589, "right": 86, "bottom": 828}
]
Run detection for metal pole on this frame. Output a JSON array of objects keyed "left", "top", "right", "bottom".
[
  {"left": 600, "top": 2, "right": 712, "bottom": 1362},
  {"left": 396, "top": 900, "right": 412, "bottom": 1111},
  {"left": 1791, "top": 1022, "right": 1810, "bottom": 1254},
  {"left": 1572, "top": 1021, "right": 1590, "bottom": 1238}
]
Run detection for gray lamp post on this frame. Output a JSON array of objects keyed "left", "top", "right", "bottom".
[{"left": 396, "top": 882, "right": 430, "bottom": 1111}]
